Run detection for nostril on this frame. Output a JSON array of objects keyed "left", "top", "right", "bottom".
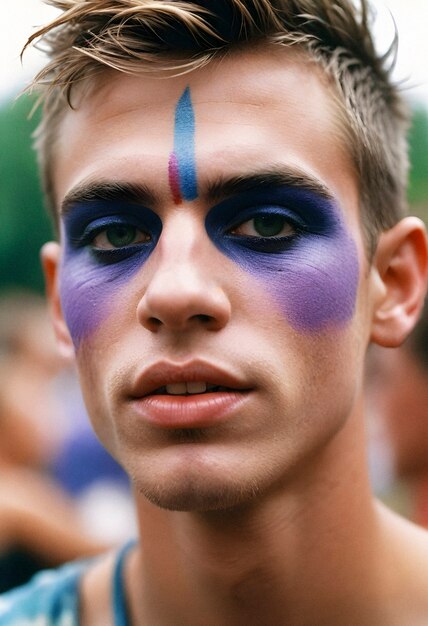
[
  {"left": 137, "top": 285, "right": 231, "bottom": 332},
  {"left": 148, "top": 317, "right": 162, "bottom": 328},
  {"left": 192, "top": 314, "right": 213, "bottom": 324}
]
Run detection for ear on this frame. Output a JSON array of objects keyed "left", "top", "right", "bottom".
[
  {"left": 41, "top": 242, "right": 75, "bottom": 359},
  {"left": 370, "top": 217, "right": 428, "bottom": 347}
]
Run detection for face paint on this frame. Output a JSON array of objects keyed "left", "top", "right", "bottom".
[
  {"left": 60, "top": 201, "right": 162, "bottom": 347},
  {"left": 168, "top": 87, "right": 198, "bottom": 204},
  {"left": 205, "top": 186, "right": 359, "bottom": 332}
]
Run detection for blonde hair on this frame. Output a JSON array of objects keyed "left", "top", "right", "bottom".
[{"left": 25, "top": 0, "right": 409, "bottom": 253}]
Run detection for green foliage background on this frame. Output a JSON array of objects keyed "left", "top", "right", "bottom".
[
  {"left": 0, "top": 95, "right": 52, "bottom": 293},
  {"left": 408, "top": 108, "right": 428, "bottom": 220},
  {"left": 0, "top": 95, "right": 427, "bottom": 294}
]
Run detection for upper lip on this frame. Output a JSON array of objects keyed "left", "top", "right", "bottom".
[{"left": 128, "top": 359, "right": 252, "bottom": 398}]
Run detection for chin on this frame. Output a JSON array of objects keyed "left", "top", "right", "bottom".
[
  {"left": 132, "top": 466, "right": 263, "bottom": 513},
  {"left": 138, "top": 484, "right": 260, "bottom": 513}
]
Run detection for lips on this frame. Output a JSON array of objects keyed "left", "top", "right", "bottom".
[
  {"left": 129, "top": 359, "right": 250, "bottom": 398},
  {"left": 128, "top": 359, "right": 252, "bottom": 428}
]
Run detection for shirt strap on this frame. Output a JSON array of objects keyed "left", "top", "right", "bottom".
[{"left": 112, "top": 541, "right": 136, "bottom": 626}]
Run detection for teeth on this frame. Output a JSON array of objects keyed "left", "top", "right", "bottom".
[
  {"left": 165, "top": 383, "right": 188, "bottom": 395},
  {"left": 165, "top": 382, "right": 208, "bottom": 395},
  {"left": 187, "top": 382, "right": 207, "bottom": 394}
]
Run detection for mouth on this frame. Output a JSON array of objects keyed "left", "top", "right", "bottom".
[
  {"left": 128, "top": 360, "right": 253, "bottom": 428},
  {"left": 151, "top": 382, "right": 239, "bottom": 396},
  {"left": 130, "top": 359, "right": 252, "bottom": 398}
]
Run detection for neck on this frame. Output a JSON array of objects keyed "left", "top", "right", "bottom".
[{"left": 128, "top": 400, "right": 388, "bottom": 625}]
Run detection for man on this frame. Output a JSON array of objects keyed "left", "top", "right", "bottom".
[{"left": 1, "top": 1, "right": 428, "bottom": 624}]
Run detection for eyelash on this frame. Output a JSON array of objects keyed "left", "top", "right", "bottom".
[
  {"left": 226, "top": 206, "right": 306, "bottom": 239},
  {"left": 70, "top": 221, "right": 147, "bottom": 247},
  {"left": 229, "top": 214, "right": 302, "bottom": 239},
  {"left": 94, "top": 225, "right": 150, "bottom": 248},
  {"left": 67, "top": 220, "right": 154, "bottom": 266},
  {"left": 66, "top": 204, "right": 307, "bottom": 264}
]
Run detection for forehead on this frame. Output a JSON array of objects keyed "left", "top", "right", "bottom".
[{"left": 53, "top": 46, "right": 359, "bottom": 229}]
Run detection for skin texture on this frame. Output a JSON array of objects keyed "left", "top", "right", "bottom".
[
  {"left": 205, "top": 186, "right": 359, "bottom": 332},
  {"left": 60, "top": 203, "right": 162, "bottom": 347},
  {"left": 51, "top": 47, "right": 370, "bottom": 513},
  {"left": 60, "top": 153, "right": 360, "bottom": 346},
  {"left": 42, "top": 45, "right": 428, "bottom": 625}
]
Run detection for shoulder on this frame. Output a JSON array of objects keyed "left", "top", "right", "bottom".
[{"left": 0, "top": 558, "right": 90, "bottom": 626}]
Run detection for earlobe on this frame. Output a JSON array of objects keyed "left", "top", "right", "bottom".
[
  {"left": 40, "top": 242, "right": 75, "bottom": 359},
  {"left": 370, "top": 217, "right": 428, "bottom": 347}
]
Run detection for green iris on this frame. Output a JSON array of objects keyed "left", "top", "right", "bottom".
[
  {"left": 106, "top": 225, "right": 138, "bottom": 248},
  {"left": 253, "top": 215, "right": 287, "bottom": 237}
]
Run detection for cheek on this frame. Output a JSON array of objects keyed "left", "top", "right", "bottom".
[
  {"left": 59, "top": 251, "right": 142, "bottom": 348},
  {"left": 230, "top": 233, "right": 359, "bottom": 333},
  {"left": 264, "top": 233, "right": 359, "bottom": 331}
]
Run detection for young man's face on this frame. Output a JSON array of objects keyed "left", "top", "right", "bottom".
[{"left": 47, "top": 46, "right": 375, "bottom": 511}]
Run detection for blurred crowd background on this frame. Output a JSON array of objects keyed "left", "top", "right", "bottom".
[{"left": 0, "top": 0, "right": 427, "bottom": 594}]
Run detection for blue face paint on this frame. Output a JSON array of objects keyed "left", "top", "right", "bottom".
[
  {"left": 60, "top": 88, "right": 199, "bottom": 348},
  {"left": 60, "top": 184, "right": 358, "bottom": 347},
  {"left": 60, "top": 201, "right": 162, "bottom": 347},
  {"left": 168, "top": 87, "right": 198, "bottom": 203},
  {"left": 205, "top": 186, "right": 359, "bottom": 332}
]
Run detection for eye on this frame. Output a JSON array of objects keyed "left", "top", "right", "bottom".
[
  {"left": 92, "top": 224, "right": 151, "bottom": 249},
  {"left": 231, "top": 214, "right": 296, "bottom": 238}
]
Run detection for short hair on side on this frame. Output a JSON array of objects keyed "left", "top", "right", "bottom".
[{"left": 24, "top": 0, "right": 409, "bottom": 253}]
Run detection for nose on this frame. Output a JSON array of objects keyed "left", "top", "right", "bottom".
[{"left": 136, "top": 220, "right": 231, "bottom": 333}]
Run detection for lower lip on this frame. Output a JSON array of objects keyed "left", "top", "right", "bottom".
[{"left": 130, "top": 391, "right": 250, "bottom": 429}]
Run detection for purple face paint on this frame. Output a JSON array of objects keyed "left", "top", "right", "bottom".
[
  {"left": 60, "top": 87, "right": 199, "bottom": 348},
  {"left": 60, "top": 201, "right": 162, "bottom": 347},
  {"left": 60, "top": 84, "right": 357, "bottom": 345},
  {"left": 168, "top": 87, "right": 198, "bottom": 204},
  {"left": 205, "top": 186, "right": 359, "bottom": 332}
]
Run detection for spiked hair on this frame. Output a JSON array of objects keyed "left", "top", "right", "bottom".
[{"left": 25, "top": 0, "right": 409, "bottom": 251}]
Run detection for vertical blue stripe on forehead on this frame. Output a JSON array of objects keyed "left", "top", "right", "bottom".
[{"left": 173, "top": 87, "right": 198, "bottom": 201}]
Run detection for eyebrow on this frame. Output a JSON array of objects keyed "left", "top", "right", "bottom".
[
  {"left": 60, "top": 166, "right": 334, "bottom": 216},
  {"left": 60, "top": 181, "right": 156, "bottom": 216},
  {"left": 204, "top": 168, "right": 335, "bottom": 204}
]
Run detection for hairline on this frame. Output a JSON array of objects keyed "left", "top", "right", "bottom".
[{"left": 41, "top": 43, "right": 374, "bottom": 254}]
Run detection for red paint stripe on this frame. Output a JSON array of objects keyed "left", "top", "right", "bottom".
[{"left": 168, "top": 152, "right": 182, "bottom": 205}]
